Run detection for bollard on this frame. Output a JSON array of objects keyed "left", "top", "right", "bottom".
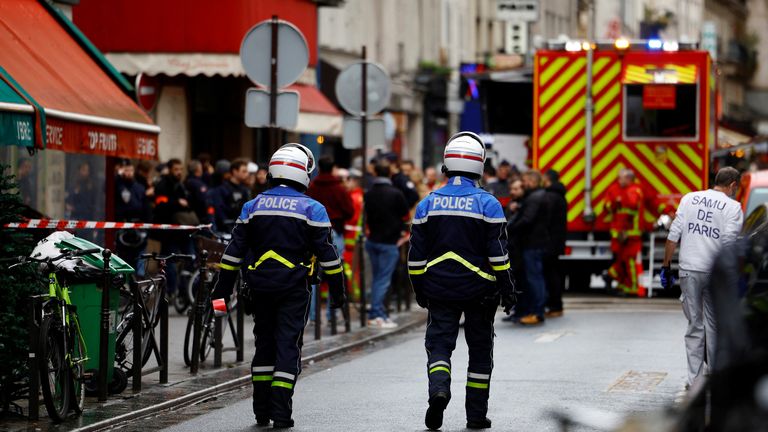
[
  {"left": 213, "top": 315, "right": 223, "bottom": 368},
  {"left": 190, "top": 250, "right": 208, "bottom": 375},
  {"left": 132, "top": 280, "right": 143, "bottom": 393},
  {"left": 98, "top": 249, "right": 112, "bottom": 402},
  {"left": 358, "top": 238, "right": 367, "bottom": 327},
  {"left": 343, "top": 291, "right": 352, "bottom": 333},
  {"left": 159, "top": 293, "right": 169, "bottom": 384},
  {"left": 236, "top": 297, "right": 244, "bottom": 362},
  {"left": 330, "top": 301, "right": 338, "bottom": 336},
  {"left": 28, "top": 296, "right": 43, "bottom": 420},
  {"left": 313, "top": 283, "right": 321, "bottom": 340}
]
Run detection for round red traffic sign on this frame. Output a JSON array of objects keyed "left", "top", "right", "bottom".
[{"left": 135, "top": 73, "right": 160, "bottom": 113}]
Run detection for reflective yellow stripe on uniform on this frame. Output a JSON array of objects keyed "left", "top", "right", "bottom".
[
  {"left": 248, "top": 250, "right": 296, "bottom": 270},
  {"left": 219, "top": 263, "right": 241, "bottom": 271},
  {"left": 324, "top": 266, "right": 343, "bottom": 275},
  {"left": 408, "top": 252, "right": 496, "bottom": 281},
  {"left": 490, "top": 262, "right": 511, "bottom": 271}
]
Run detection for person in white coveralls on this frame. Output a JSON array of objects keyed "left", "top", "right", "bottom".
[{"left": 661, "top": 166, "right": 743, "bottom": 388}]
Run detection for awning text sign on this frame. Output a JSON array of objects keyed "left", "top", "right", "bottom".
[
  {"left": 45, "top": 117, "right": 158, "bottom": 160},
  {"left": 643, "top": 85, "right": 676, "bottom": 110},
  {"left": 0, "top": 112, "right": 34, "bottom": 147}
]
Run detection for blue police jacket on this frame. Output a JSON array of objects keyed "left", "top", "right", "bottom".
[
  {"left": 408, "top": 176, "right": 515, "bottom": 301},
  {"left": 212, "top": 185, "right": 345, "bottom": 298}
]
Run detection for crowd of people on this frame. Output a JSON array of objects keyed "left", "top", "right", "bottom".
[{"left": 112, "top": 150, "right": 570, "bottom": 327}]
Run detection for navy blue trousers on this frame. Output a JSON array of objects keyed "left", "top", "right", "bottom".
[
  {"left": 249, "top": 283, "right": 311, "bottom": 423},
  {"left": 425, "top": 298, "right": 497, "bottom": 421}
]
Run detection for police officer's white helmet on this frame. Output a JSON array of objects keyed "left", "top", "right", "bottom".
[
  {"left": 442, "top": 131, "right": 486, "bottom": 178},
  {"left": 268, "top": 143, "right": 316, "bottom": 188}
]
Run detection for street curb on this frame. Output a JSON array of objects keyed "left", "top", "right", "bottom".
[{"left": 72, "top": 313, "right": 427, "bottom": 432}]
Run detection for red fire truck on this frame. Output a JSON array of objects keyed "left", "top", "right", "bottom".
[{"left": 532, "top": 39, "right": 715, "bottom": 290}]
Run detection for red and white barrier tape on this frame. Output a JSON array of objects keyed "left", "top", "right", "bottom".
[{"left": 4, "top": 219, "right": 211, "bottom": 231}]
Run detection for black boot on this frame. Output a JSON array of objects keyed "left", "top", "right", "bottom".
[
  {"left": 425, "top": 392, "right": 449, "bottom": 430},
  {"left": 467, "top": 417, "right": 492, "bottom": 429},
  {"left": 256, "top": 415, "right": 271, "bottom": 427},
  {"left": 272, "top": 419, "right": 294, "bottom": 429}
]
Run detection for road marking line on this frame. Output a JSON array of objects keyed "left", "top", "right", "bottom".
[
  {"left": 534, "top": 331, "right": 570, "bottom": 343},
  {"left": 607, "top": 371, "right": 667, "bottom": 393}
]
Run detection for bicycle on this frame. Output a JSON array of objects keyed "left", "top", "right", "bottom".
[
  {"left": 182, "top": 252, "right": 240, "bottom": 367},
  {"left": 173, "top": 231, "right": 230, "bottom": 314},
  {"left": 5, "top": 247, "right": 101, "bottom": 422},
  {"left": 114, "top": 253, "right": 194, "bottom": 377}
]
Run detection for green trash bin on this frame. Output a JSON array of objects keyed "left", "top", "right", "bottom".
[{"left": 55, "top": 236, "right": 134, "bottom": 393}]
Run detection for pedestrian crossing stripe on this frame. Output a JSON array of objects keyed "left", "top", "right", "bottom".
[{"left": 533, "top": 51, "right": 709, "bottom": 233}]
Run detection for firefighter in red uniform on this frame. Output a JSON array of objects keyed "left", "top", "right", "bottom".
[
  {"left": 605, "top": 169, "right": 644, "bottom": 295},
  {"left": 342, "top": 169, "right": 364, "bottom": 295}
]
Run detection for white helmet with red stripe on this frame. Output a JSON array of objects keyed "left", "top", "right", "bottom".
[
  {"left": 268, "top": 143, "right": 316, "bottom": 188},
  {"left": 443, "top": 131, "right": 486, "bottom": 178}
]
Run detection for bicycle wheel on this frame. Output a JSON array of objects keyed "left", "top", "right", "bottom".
[
  {"left": 199, "top": 307, "right": 214, "bottom": 362},
  {"left": 39, "top": 315, "right": 71, "bottom": 422},
  {"left": 114, "top": 312, "right": 152, "bottom": 374},
  {"left": 69, "top": 317, "right": 85, "bottom": 414},
  {"left": 183, "top": 269, "right": 201, "bottom": 313},
  {"left": 183, "top": 308, "right": 193, "bottom": 366},
  {"left": 183, "top": 305, "right": 215, "bottom": 366}
]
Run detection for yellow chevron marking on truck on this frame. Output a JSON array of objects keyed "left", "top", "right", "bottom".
[
  {"left": 592, "top": 104, "right": 620, "bottom": 140},
  {"left": 592, "top": 63, "right": 621, "bottom": 95},
  {"left": 539, "top": 77, "right": 586, "bottom": 128},
  {"left": 594, "top": 83, "right": 621, "bottom": 115},
  {"left": 665, "top": 148, "right": 702, "bottom": 188},
  {"left": 678, "top": 144, "right": 703, "bottom": 168},
  {"left": 558, "top": 156, "right": 585, "bottom": 186},
  {"left": 540, "top": 120, "right": 585, "bottom": 167},
  {"left": 540, "top": 58, "right": 586, "bottom": 106},
  {"left": 628, "top": 146, "right": 672, "bottom": 194},
  {"left": 540, "top": 57, "right": 569, "bottom": 86}
]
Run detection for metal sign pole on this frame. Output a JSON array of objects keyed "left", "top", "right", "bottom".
[
  {"left": 98, "top": 249, "right": 112, "bottom": 401},
  {"left": 269, "top": 15, "right": 280, "bottom": 153},
  {"left": 359, "top": 46, "right": 368, "bottom": 328},
  {"left": 583, "top": 1, "right": 595, "bottom": 223}
]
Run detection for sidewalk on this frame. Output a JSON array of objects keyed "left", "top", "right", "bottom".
[{"left": 3, "top": 302, "right": 427, "bottom": 432}]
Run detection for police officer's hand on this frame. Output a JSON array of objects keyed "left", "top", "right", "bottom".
[
  {"left": 501, "top": 291, "right": 517, "bottom": 315},
  {"left": 660, "top": 266, "right": 675, "bottom": 290},
  {"left": 480, "top": 292, "right": 501, "bottom": 309}
]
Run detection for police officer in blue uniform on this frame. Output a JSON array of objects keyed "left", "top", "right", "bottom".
[
  {"left": 409, "top": 132, "right": 517, "bottom": 430},
  {"left": 211, "top": 144, "right": 346, "bottom": 429}
]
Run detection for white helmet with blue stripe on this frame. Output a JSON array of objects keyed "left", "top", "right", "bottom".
[
  {"left": 443, "top": 131, "right": 486, "bottom": 178},
  {"left": 268, "top": 143, "right": 316, "bottom": 188}
]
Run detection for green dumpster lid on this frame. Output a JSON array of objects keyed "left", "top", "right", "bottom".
[{"left": 56, "top": 236, "right": 134, "bottom": 274}]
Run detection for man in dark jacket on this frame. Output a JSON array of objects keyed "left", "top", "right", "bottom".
[
  {"left": 364, "top": 160, "right": 409, "bottom": 328},
  {"left": 543, "top": 169, "right": 567, "bottom": 317},
  {"left": 507, "top": 170, "right": 550, "bottom": 325},
  {"left": 115, "top": 160, "right": 149, "bottom": 274},
  {"left": 384, "top": 153, "right": 420, "bottom": 208},
  {"left": 306, "top": 155, "right": 354, "bottom": 322},
  {"left": 208, "top": 159, "right": 251, "bottom": 233},
  {"left": 153, "top": 158, "right": 197, "bottom": 294},
  {"left": 185, "top": 159, "right": 212, "bottom": 225}
]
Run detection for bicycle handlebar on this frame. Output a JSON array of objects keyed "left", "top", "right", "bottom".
[
  {"left": 2, "top": 247, "right": 104, "bottom": 269},
  {"left": 139, "top": 253, "right": 196, "bottom": 263}
]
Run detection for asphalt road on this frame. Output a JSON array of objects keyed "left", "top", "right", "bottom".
[{"left": 143, "top": 300, "right": 687, "bottom": 432}]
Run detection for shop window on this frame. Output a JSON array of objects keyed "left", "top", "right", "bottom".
[{"left": 623, "top": 84, "right": 698, "bottom": 140}]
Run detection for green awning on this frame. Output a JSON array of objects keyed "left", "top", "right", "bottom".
[{"left": 0, "top": 66, "right": 44, "bottom": 148}]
